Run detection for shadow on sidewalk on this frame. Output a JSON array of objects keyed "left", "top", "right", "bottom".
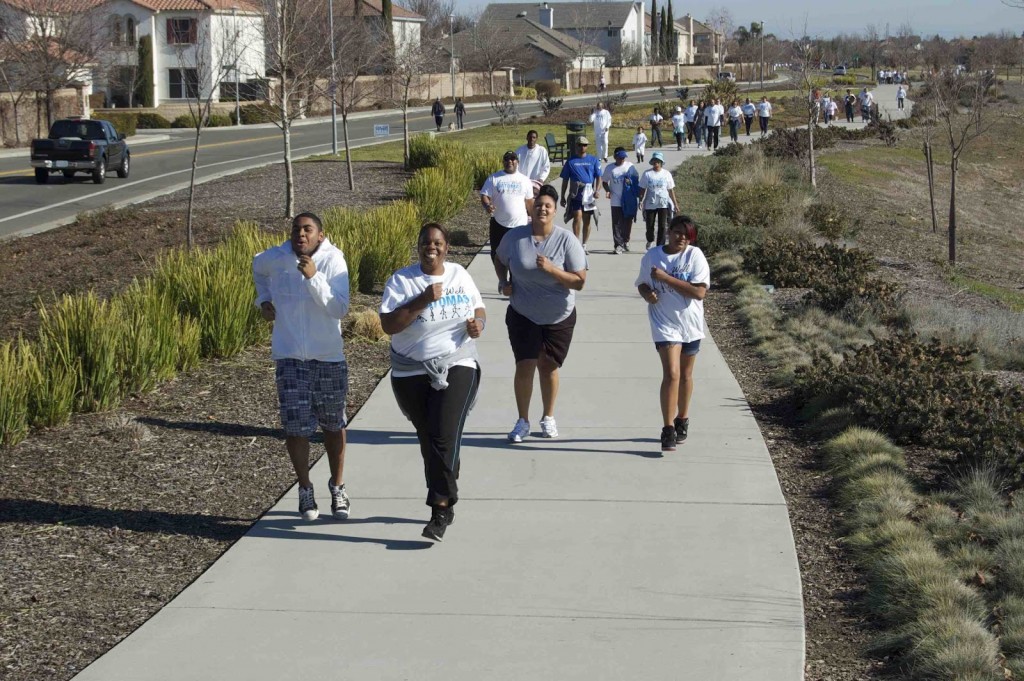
[
  {"left": 346, "top": 429, "right": 664, "bottom": 458},
  {"left": 250, "top": 511, "right": 433, "bottom": 550}
]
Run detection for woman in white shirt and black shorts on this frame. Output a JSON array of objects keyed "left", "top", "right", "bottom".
[{"left": 380, "top": 223, "right": 486, "bottom": 542}]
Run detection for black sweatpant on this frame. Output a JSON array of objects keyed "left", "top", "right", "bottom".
[
  {"left": 744, "top": 115, "right": 754, "bottom": 135},
  {"left": 674, "top": 131, "right": 684, "bottom": 149},
  {"left": 392, "top": 365, "right": 480, "bottom": 507},
  {"left": 686, "top": 121, "right": 695, "bottom": 144},
  {"left": 650, "top": 125, "right": 663, "bottom": 146},
  {"left": 644, "top": 208, "right": 671, "bottom": 246},
  {"left": 611, "top": 206, "right": 633, "bottom": 248},
  {"left": 489, "top": 218, "right": 513, "bottom": 264},
  {"left": 706, "top": 125, "right": 720, "bottom": 150}
]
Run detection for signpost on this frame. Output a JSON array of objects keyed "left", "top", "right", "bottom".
[{"left": 374, "top": 124, "right": 390, "bottom": 137}]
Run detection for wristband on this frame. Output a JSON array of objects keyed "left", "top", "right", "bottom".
[{"left": 474, "top": 317, "right": 486, "bottom": 331}]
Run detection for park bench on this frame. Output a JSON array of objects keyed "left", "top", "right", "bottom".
[{"left": 545, "top": 132, "right": 567, "bottom": 163}]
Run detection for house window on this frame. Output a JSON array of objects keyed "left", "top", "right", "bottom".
[
  {"left": 125, "top": 16, "right": 136, "bottom": 46},
  {"left": 166, "top": 18, "right": 196, "bottom": 45},
  {"left": 607, "top": 28, "right": 617, "bottom": 37},
  {"left": 109, "top": 15, "right": 123, "bottom": 45},
  {"left": 168, "top": 68, "right": 199, "bottom": 98}
]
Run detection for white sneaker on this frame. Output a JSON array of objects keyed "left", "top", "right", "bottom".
[
  {"left": 583, "top": 243, "right": 589, "bottom": 254},
  {"left": 613, "top": 245, "right": 623, "bottom": 254},
  {"left": 328, "top": 481, "right": 350, "bottom": 520},
  {"left": 623, "top": 242, "right": 631, "bottom": 252},
  {"left": 539, "top": 416, "right": 559, "bottom": 438},
  {"left": 298, "top": 486, "right": 319, "bottom": 521},
  {"left": 507, "top": 418, "right": 530, "bottom": 443}
]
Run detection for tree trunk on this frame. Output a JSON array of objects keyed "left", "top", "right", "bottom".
[
  {"left": 402, "top": 105, "right": 410, "bottom": 170},
  {"left": 808, "top": 107, "right": 816, "bottom": 188},
  {"left": 924, "top": 140, "right": 938, "bottom": 234},
  {"left": 948, "top": 154, "right": 958, "bottom": 264},
  {"left": 187, "top": 125, "right": 201, "bottom": 248},
  {"left": 342, "top": 111, "right": 354, "bottom": 190},
  {"left": 44, "top": 89, "right": 54, "bottom": 129}
]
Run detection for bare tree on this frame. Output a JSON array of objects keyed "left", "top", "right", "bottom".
[
  {"left": 566, "top": 5, "right": 600, "bottom": 91},
  {"left": 921, "top": 35, "right": 955, "bottom": 75},
  {"left": 704, "top": 7, "right": 733, "bottom": 75},
  {"left": 0, "top": 0, "right": 105, "bottom": 128},
  {"left": 461, "top": 23, "right": 521, "bottom": 94},
  {"left": 892, "top": 23, "right": 920, "bottom": 72},
  {"left": 173, "top": 11, "right": 244, "bottom": 247},
  {"left": 395, "top": 0, "right": 460, "bottom": 41},
  {"left": 862, "top": 24, "right": 884, "bottom": 75},
  {"left": 387, "top": 41, "right": 436, "bottom": 169},
  {"left": 260, "top": 0, "right": 329, "bottom": 217},
  {"left": 0, "top": 51, "right": 31, "bottom": 145},
  {"left": 921, "top": 71, "right": 996, "bottom": 264},
  {"left": 793, "top": 37, "right": 826, "bottom": 188}
]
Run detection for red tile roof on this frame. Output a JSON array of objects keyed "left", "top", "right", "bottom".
[{"left": 0, "top": 0, "right": 259, "bottom": 13}]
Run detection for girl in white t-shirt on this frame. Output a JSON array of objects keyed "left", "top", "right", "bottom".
[
  {"left": 380, "top": 223, "right": 486, "bottom": 542},
  {"left": 635, "top": 216, "right": 710, "bottom": 453},
  {"left": 633, "top": 126, "right": 647, "bottom": 163}
]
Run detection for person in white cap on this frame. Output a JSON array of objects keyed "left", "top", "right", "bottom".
[
  {"left": 638, "top": 151, "right": 678, "bottom": 249},
  {"left": 671, "top": 106, "right": 686, "bottom": 150},
  {"left": 589, "top": 102, "right": 613, "bottom": 162}
]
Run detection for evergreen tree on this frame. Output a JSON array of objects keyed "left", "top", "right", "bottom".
[
  {"left": 666, "top": 0, "right": 675, "bottom": 62},
  {"left": 660, "top": 10, "right": 668, "bottom": 63},
  {"left": 381, "top": 0, "right": 395, "bottom": 58},
  {"left": 137, "top": 35, "right": 154, "bottom": 107},
  {"left": 650, "top": 0, "right": 658, "bottom": 63}
]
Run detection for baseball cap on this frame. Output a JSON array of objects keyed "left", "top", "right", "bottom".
[
  {"left": 576, "top": 136, "right": 590, "bottom": 145},
  {"left": 502, "top": 150, "right": 518, "bottom": 161},
  {"left": 650, "top": 151, "right": 664, "bottom": 164},
  {"left": 614, "top": 148, "right": 628, "bottom": 159}
]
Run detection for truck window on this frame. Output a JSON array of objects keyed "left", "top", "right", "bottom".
[{"left": 49, "top": 120, "right": 106, "bottom": 139}]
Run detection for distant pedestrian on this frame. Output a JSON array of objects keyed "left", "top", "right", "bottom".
[
  {"left": 480, "top": 151, "right": 534, "bottom": 288},
  {"left": 432, "top": 98, "right": 445, "bottom": 131},
  {"left": 649, "top": 107, "right": 664, "bottom": 147},
  {"left": 635, "top": 215, "right": 709, "bottom": 453},
  {"left": 694, "top": 100, "right": 706, "bottom": 148},
  {"left": 727, "top": 100, "right": 742, "bottom": 142},
  {"left": 757, "top": 96, "right": 772, "bottom": 135},
  {"left": 495, "top": 185, "right": 587, "bottom": 444},
  {"left": 859, "top": 88, "right": 874, "bottom": 122},
  {"left": 844, "top": 89, "right": 856, "bottom": 123},
  {"left": 633, "top": 125, "right": 647, "bottom": 163},
  {"left": 684, "top": 100, "right": 698, "bottom": 144},
  {"left": 638, "top": 151, "right": 678, "bottom": 248},
  {"left": 252, "top": 212, "right": 351, "bottom": 522},
  {"left": 703, "top": 98, "right": 723, "bottom": 150},
  {"left": 824, "top": 98, "right": 838, "bottom": 125},
  {"left": 741, "top": 97, "right": 756, "bottom": 135},
  {"left": 380, "top": 223, "right": 485, "bottom": 542},
  {"left": 671, "top": 106, "right": 686, "bottom": 150},
  {"left": 589, "top": 101, "right": 612, "bottom": 161},
  {"left": 598, "top": 73, "right": 607, "bottom": 92},
  {"left": 516, "top": 129, "right": 552, "bottom": 187},
  {"left": 454, "top": 98, "right": 466, "bottom": 129},
  {"left": 602, "top": 146, "right": 640, "bottom": 254},
  {"left": 896, "top": 85, "right": 906, "bottom": 110}
]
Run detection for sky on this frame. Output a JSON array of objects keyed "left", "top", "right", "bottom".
[{"left": 456, "top": 0, "right": 1024, "bottom": 39}]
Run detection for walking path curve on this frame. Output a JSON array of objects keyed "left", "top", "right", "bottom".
[{"left": 70, "top": 85, "right": 911, "bottom": 681}]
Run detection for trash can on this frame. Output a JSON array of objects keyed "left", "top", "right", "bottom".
[{"left": 565, "top": 120, "right": 587, "bottom": 156}]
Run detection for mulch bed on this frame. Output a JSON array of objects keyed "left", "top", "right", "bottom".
[{"left": 1, "top": 155, "right": 886, "bottom": 681}]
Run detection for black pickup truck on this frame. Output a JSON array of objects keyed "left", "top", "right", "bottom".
[{"left": 30, "top": 118, "right": 131, "bottom": 185}]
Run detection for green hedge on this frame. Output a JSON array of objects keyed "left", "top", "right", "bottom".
[
  {"left": 103, "top": 113, "right": 138, "bottom": 137},
  {"left": 231, "top": 103, "right": 278, "bottom": 125},
  {"left": 136, "top": 112, "right": 172, "bottom": 129}
]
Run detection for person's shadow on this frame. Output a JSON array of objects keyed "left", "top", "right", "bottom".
[{"left": 249, "top": 511, "right": 434, "bottom": 550}]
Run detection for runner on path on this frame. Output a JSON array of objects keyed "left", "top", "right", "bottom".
[
  {"left": 380, "top": 223, "right": 485, "bottom": 543},
  {"left": 648, "top": 107, "right": 664, "bottom": 147},
  {"left": 252, "top": 212, "right": 351, "bottom": 522},
  {"left": 454, "top": 98, "right": 466, "bottom": 129},
  {"left": 495, "top": 185, "right": 587, "bottom": 444},
  {"left": 559, "top": 136, "right": 602, "bottom": 253},
  {"left": 742, "top": 98, "right": 756, "bottom": 135},
  {"left": 633, "top": 125, "right": 647, "bottom": 163},
  {"left": 480, "top": 151, "right": 534, "bottom": 288},
  {"left": 757, "top": 97, "right": 772, "bottom": 136},
  {"left": 635, "top": 216, "right": 710, "bottom": 453}
]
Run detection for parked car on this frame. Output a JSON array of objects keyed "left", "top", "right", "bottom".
[
  {"left": 833, "top": 65, "right": 848, "bottom": 76},
  {"left": 30, "top": 118, "right": 131, "bottom": 185},
  {"left": 716, "top": 71, "right": 736, "bottom": 82}
]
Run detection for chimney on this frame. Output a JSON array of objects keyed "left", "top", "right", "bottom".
[{"left": 539, "top": 2, "right": 553, "bottom": 29}]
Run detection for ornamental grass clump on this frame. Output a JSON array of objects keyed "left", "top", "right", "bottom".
[
  {"left": 116, "top": 279, "right": 200, "bottom": 394},
  {"left": 406, "top": 165, "right": 473, "bottom": 223},
  {"left": 0, "top": 340, "right": 31, "bottom": 446}
]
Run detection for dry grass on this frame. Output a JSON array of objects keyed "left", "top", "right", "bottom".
[
  {"left": 903, "top": 294, "right": 1024, "bottom": 371},
  {"left": 347, "top": 307, "right": 389, "bottom": 343}
]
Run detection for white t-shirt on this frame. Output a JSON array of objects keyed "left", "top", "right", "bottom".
[
  {"left": 704, "top": 104, "right": 724, "bottom": 126},
  {"left": 380, "top": 262, "right": 484, "bottom": 376},
  {"left": 590, "top": 109, "right": 612, "bottom": 134},
  {"left": 742, "top": 102, "right": 756, "bottom": 116},
  {"left": 633, "top": 132, "right": 647, "bottom": 153},
  {"left": 684, "top": 105, "right": 698, "bottom": 122},
  {"left": 727, "top": 105, "right": 742, "bottom": 121},
  {"left": 602, "top": 161, "right": 635, "bottom": 207},
  {"left": 634, "top": 245, "right": 711, "bottom": 343},
  {"left": 671, "top": 113, "right": 686, "bottom": 133},
  {"left": 480, "top": 170, "right": 533, "bottom": 229},
  {"left": 639, "top": 168, "right": 675, "bottom": 210},
  {"left": 897, "top": 87, "right": 906, "bottom": 99},
  {"left": 649, "top": 112, "right": 664, "bottom": 128},
  {"left": 516, "top": 144, "right": 551, "bottom": 183},
  {"left": 757, "top": 101, "right": 772, "bottom": 117}
]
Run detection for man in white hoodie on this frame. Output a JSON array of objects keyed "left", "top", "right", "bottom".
[{"left": 253, "top": 212, "right": 351, "bottom": 522}]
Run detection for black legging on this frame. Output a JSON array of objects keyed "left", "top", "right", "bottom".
[
  {"left": 706, "top": 125, "right": 720, "bottom": 149},
  {"left": 674, "top": 131, "right": 684, "bottom": 149},
  {"left": 744, "top": 115, "right": 754, "bottom": 135},
  {"left": 392, "top": 365, "right": 480, "bottom": 507},
  {"left": 685, "top": 121, "right": 695, "bottom": 144},
  {"left": 644, "top": 208, "right": 671, "bottom": 246},
  {"left": 759, "top": 116, "right": 770, "bottom": 134}
]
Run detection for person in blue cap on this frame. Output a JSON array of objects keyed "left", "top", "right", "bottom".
[{"left": 602, "top": 147, "right": 640, "bottom": 254}]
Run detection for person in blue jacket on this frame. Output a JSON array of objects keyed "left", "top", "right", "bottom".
[{"left": 602, "top": 147, "right": 640, "bottom": 254}]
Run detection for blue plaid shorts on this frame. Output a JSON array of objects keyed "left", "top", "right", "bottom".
[{"left": 274, "top": 359, "right": 348, "bottom": 437}]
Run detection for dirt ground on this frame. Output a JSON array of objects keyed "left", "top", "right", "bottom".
[{"left": 1, "top": 152, "right": 908, "bottom": 681}]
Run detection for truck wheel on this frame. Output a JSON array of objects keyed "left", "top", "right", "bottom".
[
  {"left": 62, "top": 170, "right": 75, "bottom": 179},
  {"left": 117, "top": 153, "right": 130, "bottom": 178},
  {"left": 92, "top": 158, "right": 106, "bottom": 184},
  {"left": 34, "top": 168, "right": 48, "bottom": 184}
]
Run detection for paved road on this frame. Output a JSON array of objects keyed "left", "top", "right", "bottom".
[{"left": 0, "top": 89, "right": 678, "bottom": 240}]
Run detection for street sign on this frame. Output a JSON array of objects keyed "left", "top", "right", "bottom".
[{"left": 374, "top": 124, "right": 390, "bottom": 137}]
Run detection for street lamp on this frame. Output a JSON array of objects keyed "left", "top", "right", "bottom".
[
  {"left": 328, "top": 0, "right": 338, "bottom": 154},
  {"left": 232, "top": 6, "right": 240, "bottom": 126},
  {"left": 759, "top": 20, "right": 764, "bottom": 91},
  {"left": 449, "top": 14, "right": 456, "bottom": 100}
]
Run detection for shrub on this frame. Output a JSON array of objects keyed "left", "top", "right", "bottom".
[
  {"left": 0, "top": 340, "right": 31, "bottom": 446},
  {"left": 348, "top": 307, "right": 388, "bottom": 342},
  {"left": 702, "top": 80, "right": 739, "bottom": 104},
  {"left": 540, "top": 95, "right": 564, "bottom": 116},
  {"left": 207, "top": 113, "right": 232, "bottom": 127},
  {"left": 831, "top": 75, "right": 857, "bottom": 86},
  {"left": 406, "top": 165, "right": 472, "bottom": 223},
  {"left": 704, "top": 155, "right": 739, "bottom": 194},
  {"left": 171, "top": 113, "right": 198, "bottom": 128},
  {"left": 232, "top": 103, "right": 277, "bottom": 125},
  {"left": 515, "top": 87, "right": 538, "bottom": 100},
  {"left": 535, "top": 80, "right": 561, "bottom": 97},
  {"left": 804, "top": 203, "right": 850, "bottom": 239},
  {"left": 135, "top": 112, "right": 172, "bottom": 129},
  {"left": 719, "top": 183, "right": 790, "bottom": 228},
  {"left": 104, "top": 112, "right": 138, "bottom": 137}
]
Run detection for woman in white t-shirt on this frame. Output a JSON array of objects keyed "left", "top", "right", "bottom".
[
  {"left": 380, "top": 223, "right": 486, "bottom": 542},
  {"left": 635, "top": 216, "right": 710, "bottom": 453},
  {"left": 638, "top": 151, "right": 678, "bottom": 249},
  {"left": 671, "top": 107, "right": 686, "bottom": 150},
  {"left": 633, "top": 125, "right": 647, "bottom": 163}
]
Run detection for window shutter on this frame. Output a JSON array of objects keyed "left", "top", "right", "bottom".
[
  {"left": 166, "top": 18, "right": 173, "bottom": 43},
  {"left": 189, "top": 19, "right": 197, "bottom": 44}
]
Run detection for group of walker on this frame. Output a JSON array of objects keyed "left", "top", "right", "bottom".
[{"left": 252, "top": 138, "right": 708, "bottom": 543}]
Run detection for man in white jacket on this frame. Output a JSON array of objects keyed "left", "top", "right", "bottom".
[
  {"left": 589, "top": 102, "right": 613, "bottom": 162},
  {"left": 253, "top": 212, "right": 351, "bottom": 522}
]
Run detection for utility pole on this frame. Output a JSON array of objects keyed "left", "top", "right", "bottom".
[
  {"left": 760, "top": 21, "right": 764, "bottom": 91},
  {"left": 328, "top": 0, "right": 338, "bottom": 154},
  {"left": 449, "top": 14, "right": 456, "bottom": 100},
  {"left": 232, "top": 6, "right": 240, "bottom": 125}
]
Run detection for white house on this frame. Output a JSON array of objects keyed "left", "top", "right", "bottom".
[
  {"left": 334, "top": 0, "right": 424, "bottom": 59},
  {"left": 97, "top": 0, "right": 264, "bottom": 108}
]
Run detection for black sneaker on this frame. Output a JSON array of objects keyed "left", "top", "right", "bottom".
[
  {"left": 674, "top": 417, "right": 689, "bottom": 444},
  {"left": 422, "top": 506, "right": 454, "bottom": 542},
  {"left": 660, "top": 426, "right": 677, "bottom": 452}
]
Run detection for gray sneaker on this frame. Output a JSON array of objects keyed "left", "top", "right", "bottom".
[
  {"left": 298, "top": 486, "right": 319, "bottom": 521},
  {"left": 329, "top": 481, "right": 350, "bottom": 520}
]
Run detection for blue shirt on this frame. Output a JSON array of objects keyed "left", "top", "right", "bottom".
[{"left": 559, "top": 154, "right": 602, "bottom": 186}]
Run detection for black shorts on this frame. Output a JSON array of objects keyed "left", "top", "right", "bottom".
[{"left": 506, "top": 305, "right": 576, "bottom": 367}]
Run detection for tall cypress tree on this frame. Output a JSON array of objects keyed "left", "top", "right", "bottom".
[
  {"left": 137, "top": 35, "right": 154, "bottom": 107},
  {"left": 650, "top": 0, "right": 658, "bottom": 63},
  {"left": 381, "top": 0, "right": 395, "bottom": 58},
  {"left": 666, "top": 0, "right": 674, "bottom": 62},
  {"left": 660, "top": 10, "right": 668, "bottom": 63}
]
